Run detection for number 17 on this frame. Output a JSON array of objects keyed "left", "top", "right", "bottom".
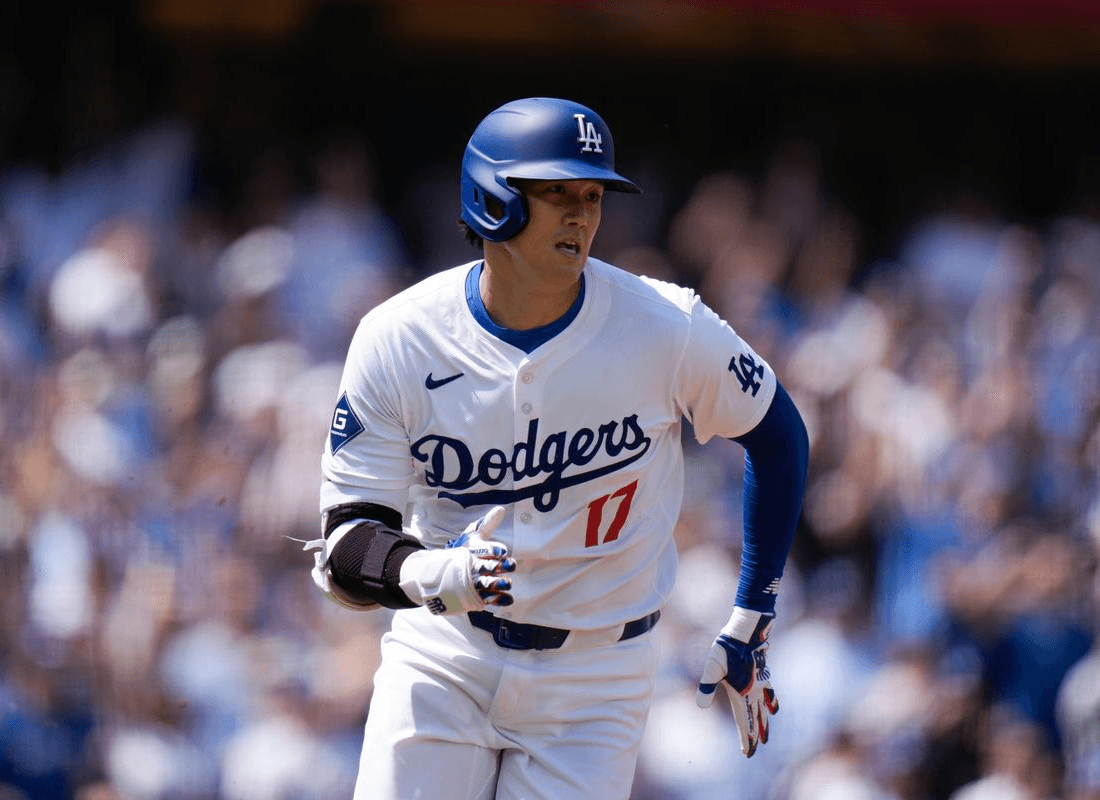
[{"left": 584, "top": 480, "right": 639, "bottom": 548}]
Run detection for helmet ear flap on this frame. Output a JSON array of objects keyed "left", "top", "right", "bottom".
[{"left": 461, "top": 172, "right": 528, "bottom": 242}]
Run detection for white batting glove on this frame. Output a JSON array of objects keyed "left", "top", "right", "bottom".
[
  {"left": 398, "top": 506, "right": 516, "bottom": 616},
  {"left": 695, "top": 607, "right": 779, "bottom": 758}
]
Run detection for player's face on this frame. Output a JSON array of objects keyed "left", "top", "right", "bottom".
[{"left": 508, "top": 179, "right": 603, "bottom": 283}]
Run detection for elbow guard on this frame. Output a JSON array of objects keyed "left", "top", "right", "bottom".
[
  {"left": 309, "top": 503, "right": 425, "bottom": 610},
  {"left": 328, "top": 520, "right": 425, "bottom": 609}
]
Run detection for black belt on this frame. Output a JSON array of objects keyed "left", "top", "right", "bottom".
[{"left": 466, "top": 610, "right": 661, "bottom": 651}]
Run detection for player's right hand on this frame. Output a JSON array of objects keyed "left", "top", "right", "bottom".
[
  {"left": 695, "top": 608, "right": 779, "bottom": 758},
  {"left": 398, "top": 506, "right": 516, "bottom": 615}
]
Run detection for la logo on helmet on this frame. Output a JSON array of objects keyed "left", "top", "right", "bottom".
[{"left": 574, "top": 114, "right": 604, "bottom": 153}]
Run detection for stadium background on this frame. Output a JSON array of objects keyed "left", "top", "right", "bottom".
[{"left": 2, "top": 1, "right": 1100, "bottom": 798}]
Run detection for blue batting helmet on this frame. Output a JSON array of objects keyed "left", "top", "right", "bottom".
[{"left": 460, "top": 97, "right": 641, "bottom": 242}]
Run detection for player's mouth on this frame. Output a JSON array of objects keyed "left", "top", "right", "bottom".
[{"left": 555, "top": 239, "right": 582, "bottom": 257}]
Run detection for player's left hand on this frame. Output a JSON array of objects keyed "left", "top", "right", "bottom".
[{"left": 695, "top": 608, "right": 779, "bottom": 757}]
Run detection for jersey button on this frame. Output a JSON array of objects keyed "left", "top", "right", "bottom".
[
  {"left": 520, "top": 512, "right": 532, "bottom": 524},
  {"left": 521, "top": 374, "right": 534, "bottom": 384},
  {"left": 521, "top": 402, "right": 533, "bottom": 414}
]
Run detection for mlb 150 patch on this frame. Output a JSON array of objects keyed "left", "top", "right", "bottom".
[{"left": 329, "top": 392, "right": 365, "bottom": 454}]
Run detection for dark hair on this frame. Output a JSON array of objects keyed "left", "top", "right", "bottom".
[{"left": 458, "top": 219, "right": 484, "bottom": 250}]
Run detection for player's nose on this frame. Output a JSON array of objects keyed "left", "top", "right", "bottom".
[{"left": 563, "top": 198, "right": 590, "bottom": 226}]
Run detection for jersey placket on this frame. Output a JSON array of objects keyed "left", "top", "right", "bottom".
[{"left": 502, "top": 356, "right": 543, "bottom": 618}]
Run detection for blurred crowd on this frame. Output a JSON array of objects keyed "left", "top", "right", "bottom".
[{"left": 0, "top": 109, "right": 1098, "bottom": 800}]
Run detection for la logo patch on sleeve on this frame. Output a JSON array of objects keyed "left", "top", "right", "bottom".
[{"left": 329, "top": 392, "right": 365, "bottom": 454}]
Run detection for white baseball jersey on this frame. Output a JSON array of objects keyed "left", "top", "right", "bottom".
[{"left": 321, "top": 256, "right": 776, "bottom": 629}]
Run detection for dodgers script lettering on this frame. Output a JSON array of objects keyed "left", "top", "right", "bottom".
[{"left": 411, "top": 415, "right": 651, "bottom": 512}]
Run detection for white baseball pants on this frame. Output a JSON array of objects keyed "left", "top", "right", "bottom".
[{"left": 353, "top": 606, "right": 660, "bottom": 800}]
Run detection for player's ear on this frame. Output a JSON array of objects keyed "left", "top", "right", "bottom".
[{"left": 485, "top": 195, "right": 504, "bottom": 221}]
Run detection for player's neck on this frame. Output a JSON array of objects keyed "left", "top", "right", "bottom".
[{"left": 478, "top": 258, "right": 582, "bottom": 331}]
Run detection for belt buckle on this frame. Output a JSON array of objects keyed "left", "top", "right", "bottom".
[{"left": 494, "top": 618, "right": 533, "bottom": 650}]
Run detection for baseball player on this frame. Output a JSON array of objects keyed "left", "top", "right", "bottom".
[{"left": 307, "top": 97, "right": 809, "bottom": 800}]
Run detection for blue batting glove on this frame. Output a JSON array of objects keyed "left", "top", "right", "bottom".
[{"left": 696, "top": 608, "right": 779, "bottom": 757}]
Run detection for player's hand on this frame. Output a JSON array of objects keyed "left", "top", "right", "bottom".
[
  {"left": 398, "top": 506, "right": 516, "bottom": 615},
  {"left": 695, "top": 608, "right": 779, "bottom": 757}
]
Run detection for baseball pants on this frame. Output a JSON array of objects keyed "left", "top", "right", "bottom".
[{"left": 353, "top": 606, "right": 661, "bottom": 800}]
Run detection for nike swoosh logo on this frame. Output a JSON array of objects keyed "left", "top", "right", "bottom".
[{"left": 425, "top": 371, "right": 465, "bottom": 390}]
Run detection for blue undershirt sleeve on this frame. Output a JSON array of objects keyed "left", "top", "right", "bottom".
[{"left": 730, "top": 381, "right": 809, "bottom": 613}]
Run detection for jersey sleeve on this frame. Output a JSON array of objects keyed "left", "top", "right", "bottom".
[
  {"left": 320, "top": 319, "right": 414, "bottom": 517},
  {"left": 673, "top": 295, "right": 776, "bottom": 443}
]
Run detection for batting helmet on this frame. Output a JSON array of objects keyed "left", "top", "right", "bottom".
[{"left": 460, "top": 97, "right": 641, "bottom": 242}]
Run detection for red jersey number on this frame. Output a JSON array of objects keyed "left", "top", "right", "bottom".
[{"left": 584, "top": 480, "right": 639, "bottom": 548}]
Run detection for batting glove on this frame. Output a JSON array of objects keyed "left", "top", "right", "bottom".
[
  {"left": 398, "top": 506, "right": 516, "bottom": 615},
  {"left": 696, "top": 607, "right": 779, "bottom": 758}
]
